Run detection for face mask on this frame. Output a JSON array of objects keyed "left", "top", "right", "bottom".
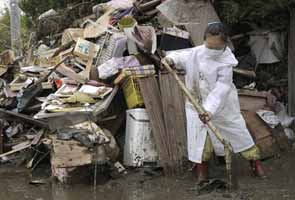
[{"left": 203, "top": 46, "right": 225, "bottom": 58}]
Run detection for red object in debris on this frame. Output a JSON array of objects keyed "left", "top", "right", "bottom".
[
  {"left": 250, "top": 160, "right": 267, "bottom": 179},
  {"left": 55, "top": 79, "right": 63, "bottom": 89},
  {"left": 110, "top": 18, "right": 117, "bottom": 26}
]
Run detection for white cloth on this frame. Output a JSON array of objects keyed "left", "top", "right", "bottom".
[
  {"left": 107, "top": 0, "right": 134, "bottom": 9},
  {"left": 248, "top": 30, "right": 285, "bottom": 64},
  {"left": 97, "top": 56, "right": 140, "bottom": 79},
  {"left": 166, "top": 45, "right": 255, "bottom": 163}
]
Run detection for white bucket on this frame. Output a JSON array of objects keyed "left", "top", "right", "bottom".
[{"left": 124, "top": 108, "right": 159, "bottom": 167}]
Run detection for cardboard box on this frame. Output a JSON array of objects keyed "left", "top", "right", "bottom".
[{"left": 73, "top": 38, "right": 100, "bottom": 60}]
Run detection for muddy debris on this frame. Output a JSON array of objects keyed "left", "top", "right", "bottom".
[{"left": 0, "top": 0, "right": 295, "bottom": 200}]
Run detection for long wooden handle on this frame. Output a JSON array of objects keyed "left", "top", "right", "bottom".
[
  {"left": 162, "top": 60, "right": 234, "bottom": 189},
  {"left": 162, "top": 61, "right": 229, "bottom": 147}
]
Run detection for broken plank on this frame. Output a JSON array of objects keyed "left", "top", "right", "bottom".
[
  {"left": 10, "top": 82, "right": 53, "bottom": 92},
  {"left": 56, "top": 63, "right": 87, "bottom": 84},
  {"left": 0, "top": 109, "right": 48, "bottom": 128},
  {"left": 31, "top": 129, "right": 46, "bottom": 146},
  {"left": 12, "top": 141, "right": 31, "bottom": 150},
  {"left": 0, "top": 144, "right": 31, "bottom": 159}
]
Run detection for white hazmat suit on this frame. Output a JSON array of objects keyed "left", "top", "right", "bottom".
[{"left": 166, "top": 44, "right": 255, "bottom": 163}]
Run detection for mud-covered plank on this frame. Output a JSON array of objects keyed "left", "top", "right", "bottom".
[
  {"left": 138, "top": 76, "right": 171, "bottom": 173},
  {"left": 0, "top": 109, "right": 48, "bottom": 128},
  {"left": 159, "top": 73, "right": 187, "bottom": 173},
  {"left": 51, "top": 137, "right": 92, "bottom": 168}
]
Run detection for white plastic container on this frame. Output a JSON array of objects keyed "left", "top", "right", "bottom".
[{"left": 124, "top": 109, "right": 159, "bottom": 167}]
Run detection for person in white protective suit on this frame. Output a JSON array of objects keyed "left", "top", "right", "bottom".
[{"left": 162, "top": 22, "right": 266, "bottom": 182}]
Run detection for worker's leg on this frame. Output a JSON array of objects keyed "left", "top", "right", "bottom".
[
  {"left": 240, "top": 145, "right": 261, "bottom": 160},
  {"left": 202, "top": 134, "right": 214, "bottom": 162},
  {"left": 196, "top": 134, "right": 214, "bottom": 182},
  {"left": 240, "top": 145, "right": 266, "bottom": 178}
]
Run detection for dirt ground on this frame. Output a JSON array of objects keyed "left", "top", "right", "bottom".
[{"left": 1, "top": 148, "right": 295, "bottom": 200}]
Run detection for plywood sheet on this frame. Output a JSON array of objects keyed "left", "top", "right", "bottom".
[{"left": 51, "top": 137, "right": 92, "bottom": 168}]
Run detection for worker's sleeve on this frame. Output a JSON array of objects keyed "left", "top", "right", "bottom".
[
  {"left": 165, "top": 50, "right": 192, "bottom": 70},
  {"left": 203, "top": 65, "right": 233, "bottom": 116}
]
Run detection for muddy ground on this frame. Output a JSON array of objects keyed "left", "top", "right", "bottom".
[{"left": 1, "top": 148, "right": 295, "bottom": 200}]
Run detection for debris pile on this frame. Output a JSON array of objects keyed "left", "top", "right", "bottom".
[{"left": 0, "top": 0, "right": 293, "bottom": 184}]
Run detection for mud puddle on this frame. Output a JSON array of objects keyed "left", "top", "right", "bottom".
[{"left": 1, "top": 150, "right": 295, "bottom": 200}]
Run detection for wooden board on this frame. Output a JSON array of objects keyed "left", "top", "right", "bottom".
[
  {"left": 242, "top": 111, "right": 279, "bottom": 159},
  {"left": 31, "top": 129, "right": 45, "bottom": 146},
  {"left": 139, "top": 76, "right": 187, "bottom": 175},
  {"left": 138, "top": 77, "right": 171, "bottom": 173},
  {"left": 238, "top": 90, "right": 270, "bottom": 111},
  {"left": 159, "top": 73, "right": 187, "bottom": 170},
  {"left": 56, "top": 63, "right": 87, "bottom": 84},
  {"left": 0, "top": 144, "right": 31, "bottom": 159},
  {"left": 0, "top": 108, "right": 48, "bottom": 128},
  {"left": 242, "top": 111, "right": 272, "bottom": 141},
  {"left": 51, "top": 137, "right": 93, "bottom": 168}
]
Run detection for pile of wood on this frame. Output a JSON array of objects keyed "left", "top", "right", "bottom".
[{"left": 139, "top": 75, "right": 187, "bottom": 175}]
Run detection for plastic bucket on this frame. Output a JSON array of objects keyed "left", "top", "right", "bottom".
[
  {"left": 118, "top": 16, "right": 137, "bottom": 30},
  {"left": 124, "top": 109, "right": 159, "bottom": 167}
]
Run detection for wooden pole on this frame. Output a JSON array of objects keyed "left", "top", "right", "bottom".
[
  {"left": 288, "top": 8, "right": 295, "bottom": 116},
  {"left": 0, "top": 126, "right": 3, "bottom": 154},
  {"left": 162, "top": 60, "right": 233, "bottom": 189},
  {"left": 162, "top": 61, "right": 230, "bottom": 146}
]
